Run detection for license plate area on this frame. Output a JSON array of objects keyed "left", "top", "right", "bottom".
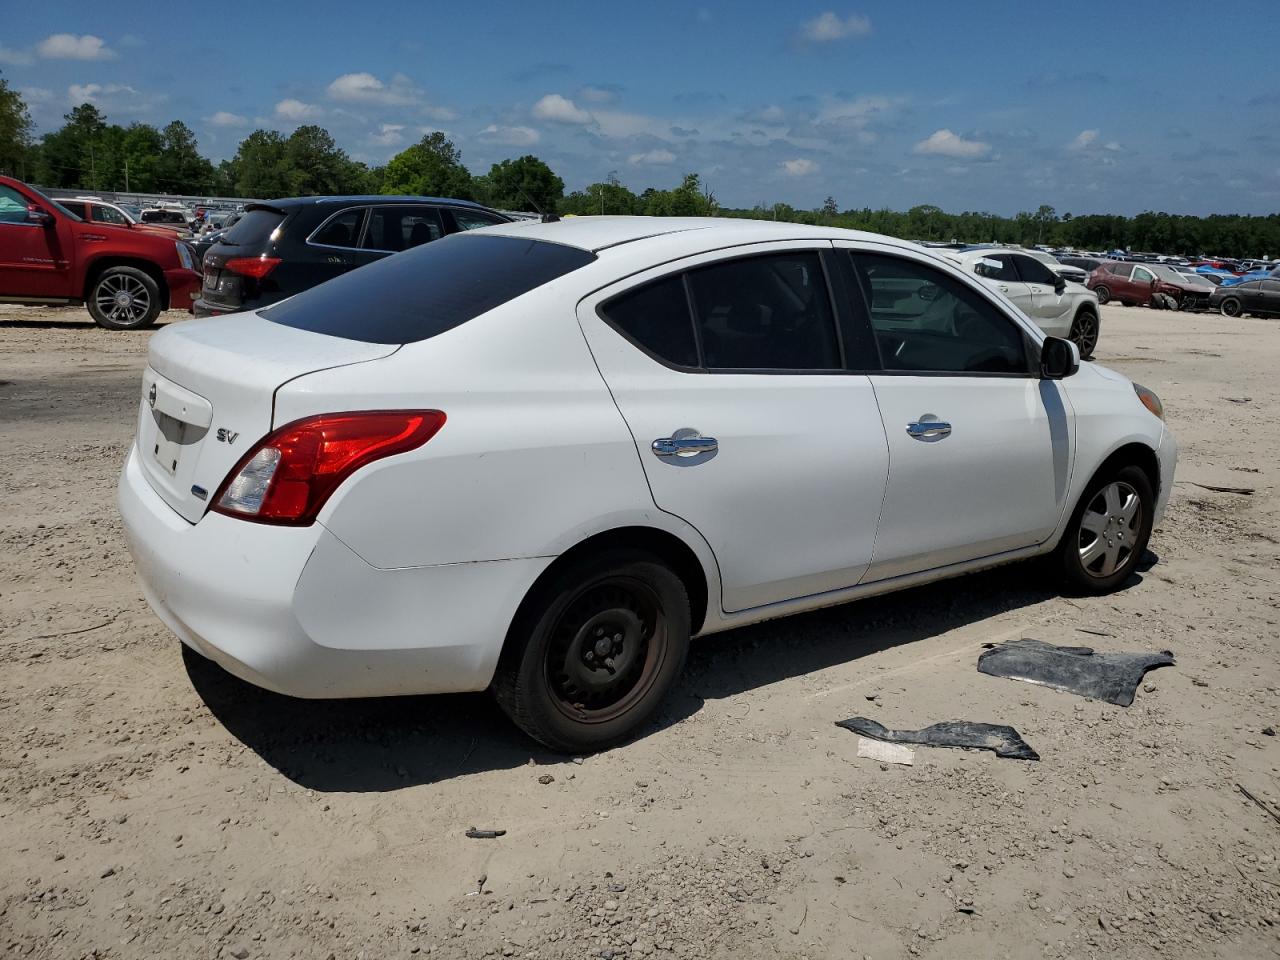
[
  {"left": 203, "top": 269, "right": 220, "bottom": 291},
  {"left": 151, "top": 412, "right": 187, "bottom": 476}
]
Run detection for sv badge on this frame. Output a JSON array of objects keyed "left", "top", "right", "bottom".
[{"left": 216, "top": 428, "right": 240, "bottom": 444}]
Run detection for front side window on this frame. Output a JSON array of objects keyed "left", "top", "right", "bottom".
[
  {"left": 1133, "top": 266, "right": 1155, "bottom": 282},
  {"left": 94, "top": 204, "right": 128, "bottom": 226},
  {"left": 364, "top": 206, "right": 444, "bottom": 252},
  {"left": 851, "top": 253, "right": 1029, "bottom": 375},
  {"left": 0, "top": 185, "right": 27, "bottom": 224},
  {"left": 451, "top": 209, "right": 505, "bottom": 231},
  {"left": 687, "top": 252, "right": 841, "bottom": 370},
  {"left": 1012, "top": 254, "right": 1059, "bottom": 285},
  {"left": 310, "top": 209, "right": 365, "bottom": 248}
]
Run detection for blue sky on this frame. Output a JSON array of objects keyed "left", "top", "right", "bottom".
[{"left": 4, "top": 0, "right": 1276, "bottom": 215}]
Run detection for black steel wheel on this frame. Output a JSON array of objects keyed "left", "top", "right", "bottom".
[
  {"left": 492, "top": 549, "right": 690, "bottom": 752},
  {"left": 1069, "top": 309, "right": 1099, "bottom": 360}
]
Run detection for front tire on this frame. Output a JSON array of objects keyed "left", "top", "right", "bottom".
[
  {"left": 1055, "top": 464, "right": 1154, "bottom": 594},
  {"left": 492, "top": 550, "right": 691, "bottom": 752},
  {"left": 87, "top": 267, "right": 162, "bottom": 330},
  {"left": 1069, "top": 308, "right": 1099, "bottom": 360},
  {"left": 1220, "top": 297, "right": 1242, "bottom": 318}
]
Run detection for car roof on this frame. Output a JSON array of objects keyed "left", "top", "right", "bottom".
[
  {"left": 251, "top": 195, "right": 490, "bottom": 211},
  {"left": 472, "top": 215, "right": 907, "bottom": 254}
]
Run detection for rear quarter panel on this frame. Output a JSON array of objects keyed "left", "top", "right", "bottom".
[{"left": 271, "top": 283, "right": 722, "bottom": 597}]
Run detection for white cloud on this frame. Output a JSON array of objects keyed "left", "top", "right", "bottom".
[
  {"left": 327, "top": 72, "right": 421, "bottom": 106},
  {"left": 37, "top": 34, "right": 115, "bottom": 60},
  {"left": 19, "top": 86, "right": 54, "bottom": 105},
  {"left": 532, "top": 93, "right": 591, "bottom": 124},
  {"left": 478, "top": 124, "right": 541, "bottom": 147},
  {"left": 628, "top": 149, "right": 676, "bottom": 165},
  {"left": 1068, "top": 129, "right": 1099, "bottom": 151},
  {"left": 275, "top": 98, "right": 321, "bottom": 122},
  {"left": 205, "top": 110, "right": 247, "bottom": 127},
  {"left": 0, "top": 46, "right": 33, "bottom": 66},
  {"left": 799, "top": 12, "right": 872, "bottom": 42},
  {"left": 781, "top": 158, "right": 819, "bottom": 176},
  {"left": 578, "top": 84, "right": 620, "bottom": 104},
  {"left": 368, "top": 123, "right": 406, "bottom": 147},
  {"left": 69, "top": 83, "right": 138, "bottom": 103},
  {"left": 912, "top": 128, "right": 991, "bottom": 159},
  {"left": 1104, "top": 141, "right": 1122, "bottom": 152},
  {"left": 755, "top": 105, "right": 786, "bottom": 124}
]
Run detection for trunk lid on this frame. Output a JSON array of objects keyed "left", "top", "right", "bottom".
[{"left": 136, "top": 313, "right": 398, "bottom": 523}]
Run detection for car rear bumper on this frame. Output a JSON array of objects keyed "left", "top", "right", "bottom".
[
  {"left": 165, "top": 268, "right": 202, "bottom": 310},
  {"left": 117, "top": 446, "right": 551, "bottom": 699},
  {"left": 191, "top": 297, "right": 234, "bottom": 318}
]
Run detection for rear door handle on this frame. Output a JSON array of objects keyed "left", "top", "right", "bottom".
[
  {"left": 652, "top": 434, "right": 718, "bottom": 458},
  {"left": 906, "top": 418, "right": 951, "bottom": 442}
]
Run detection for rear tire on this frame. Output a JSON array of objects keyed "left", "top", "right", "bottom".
[
  {"left": 492, "top": 549, "right": 691, "bottom": 753},
  {"left": 87, "top": 267, "right": 161, "bottom": 330},
  {"left": 1068, "top": 308, "right": 1099, "bottom": 360},
  {"left": 1055, "top": 464, "right": 1154, "bottom": 595},
  {"left": 1220, "top": 297, "right": 1242, "bottom": 318},
  {"left": 1093, "top": 285, "right": 1111, "bottom": 305}
]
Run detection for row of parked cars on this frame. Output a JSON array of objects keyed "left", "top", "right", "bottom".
[{"left": 0, "top": 176, "right": 513, "bottom": 329}]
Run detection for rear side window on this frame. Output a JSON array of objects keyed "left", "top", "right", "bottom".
[
  {"left": 1012, "top": 255, "right": 1058, "bottom": 285},
  {"left": 450, "top": 209, "right": 507, "bottom": 231},
  {"left": 364, "top": 206, "right": 444, "bottom": 252},
  {"left": 601, "top": 276, "right": 699, "bottom": 368},
  {"left": 263, "top": 234, "right": 596, "bottom": 345},
  {"left": 221, "top": 208, "right": 287, "bottom": 249},
  {"left": 688, "top": 252, "right": 840, "bottom": 370},
  {"left": 310, "top": 209, "right": 364, "bottom": 248}
]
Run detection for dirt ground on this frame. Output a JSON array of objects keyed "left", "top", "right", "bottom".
[{"left": 2, "top": 301, "right": 1278, "bottom": 960}]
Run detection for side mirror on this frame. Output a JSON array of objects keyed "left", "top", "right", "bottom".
[
  {"left": 1054, "top": 277, "right": 1066, "bottom": 295},
  {"left": 26, "top": 205, "right": 53, "bottom": 226},
  {"left": 1040, "top": 336, "right": 1079, "bottom": 379}
]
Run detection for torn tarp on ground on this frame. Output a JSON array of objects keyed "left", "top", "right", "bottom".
[
  {"left": 977, "top": 638, "right": 1175, "bottom": 707},
  {"left": 836, "top": 717, "right": 1040, "bottom": 761}
]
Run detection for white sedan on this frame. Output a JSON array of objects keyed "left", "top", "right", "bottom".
[
  {"left": 118, "top": 217, "right": 1175, "bottom": 751},
  {"left": 945, "top": 247, "right": 1101, "bottom": 358}
]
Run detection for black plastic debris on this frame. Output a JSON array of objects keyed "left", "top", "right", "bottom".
[
  {"left": 465, "top": 827, "right": 506, "bottom": 839},
  {"left": 835, "top": 717, "right": 1039, "bottom": 761},
  {"left": 977, "top": 638, "right": 1174, "bottom": 707}
]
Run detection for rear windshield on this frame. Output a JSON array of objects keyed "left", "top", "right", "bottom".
[
  {"left": 263, "top": 233, "right": 597, "bottom": 344},
  {"left": 218, "top": 207, "right": 287, "bottom": 249}
]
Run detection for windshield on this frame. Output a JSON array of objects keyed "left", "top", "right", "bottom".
[
  {"left": 1150, "top": 265, "right": 1187, "bottom": 282},
  {"left": 25, "top": 184, "right": 83, "bottom": 221}
]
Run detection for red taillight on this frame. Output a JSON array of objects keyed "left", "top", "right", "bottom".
[
  {"left": 223, "top": 255, "right": 282, "bottom": 279},
  {"left": 211, "top": 411, "right": 446, "bottom": 525}
]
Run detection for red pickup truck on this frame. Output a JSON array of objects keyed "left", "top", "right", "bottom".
[{"left": 0, "top": 175, "right": 201, "bottom": 330}]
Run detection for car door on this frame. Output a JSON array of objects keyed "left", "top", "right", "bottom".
[
  {"left": 972, "top": 253, "right": 1033, "bottom": 313},
  {"left": 836, "top": 243, "right": 1072, "bottom": 582},
  {"left": 0, "top": 183, "right": 73, "bottom": 298},
  {"left": 1013, "top": 253, "right": 1073, "bottom": 337},
  {"left": 361, "top": 205, "right": 445, "bottom": 263},
  {"left": 576, "top": 242, "right": 891, "bottom": 612},
  {"left": 1131, "top": 265, "right": 1157, "bottom": 303},
  {"left": 1236, "top": 280, "right": 1266, "bottom": 312},
  {"left": 305, "top": 206, "right": 369, "bottom": 283},
  {"left": 1260, "top": 279, "right": 1280, "bottom": 314}
]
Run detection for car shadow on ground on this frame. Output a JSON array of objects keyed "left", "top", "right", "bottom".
[
  {"left": 187, "top": 558, "right": 1145, "bottom": 793},
  {"left": 0, "top": 318, "right": 100, "bottom": 330}
]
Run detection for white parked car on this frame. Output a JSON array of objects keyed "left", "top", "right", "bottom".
[
  {"left": 118, "top": 218, "right": 1175, "bottom": 751},
  {"left": 946, "top": 247, "right": 1101, "bottom": 358}
]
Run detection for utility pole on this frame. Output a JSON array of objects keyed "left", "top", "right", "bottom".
[
  {"left": 89, "top": 142, "right": 97, "bottom": 191},
  {"left": 124, "top": 156, "right": 130, "bottom": 193}
]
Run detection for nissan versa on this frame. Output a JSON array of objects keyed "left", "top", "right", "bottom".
[{"left": 118, "top": 217, "right": 1176, "bottom": 751}]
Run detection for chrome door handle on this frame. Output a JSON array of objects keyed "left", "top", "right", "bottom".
[
  {"left": 652, "top": 435, "right": 718, "bottom": 458},
  {"left": 998, "top": 285, "right": 1009, "bottom": 292},
  {"left": 906, "top": 418, "right": 951, "bottom": 442}
]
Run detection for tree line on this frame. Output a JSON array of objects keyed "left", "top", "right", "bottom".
[{"left": 1, "top": 77, "right": 1276, "bottom": 258}]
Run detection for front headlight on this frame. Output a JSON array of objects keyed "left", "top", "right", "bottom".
[
  {"left": 1133, "top": 382, "right": 1164, "bottom": 420},
  {"left": 175, "top": 241, "right": 195, "bottom": 272}
]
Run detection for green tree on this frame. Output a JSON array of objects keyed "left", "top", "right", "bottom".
[
  {"left": 560, "top": 172, "right": 639, "bottom": 216},
  {"left": 37, "top": 103, "right": 108, "bottom": 188},
  {"left": 380, "top": 132, "right": 472, "bottom": 199},
  {"left": 821, "top": 195, "right": 838, "bottom": 218},
  {"left": 279, "top": 125, "right": 367, "bottom": 195},
  {"left": 154, "top": 120, "right": 214, "bottom": 193},
  {"left": 0, "top": 75, "right": 33, "bottom": 178},
  {"left": 483, "top": 154, "right": 564, "bottom": 212},
  {"left": 642, "top": 173, "right": 717, "bottom": 217},
  {"left": 229, "top": 129, "right": 289, "bottom": 198}
]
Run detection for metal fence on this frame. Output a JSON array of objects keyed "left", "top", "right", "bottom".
[{"left": 37, "top": 187, "right": 260, "bottom": 211}]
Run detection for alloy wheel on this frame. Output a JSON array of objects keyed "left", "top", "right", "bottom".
[
  {"left": 1071, "top": 312, "right": 1098, "bottom": 358},
  {"left": 94, "top": 274, "right": 152, "bottom": 327},
  {"left": 1077, "top": 481, "right": 1142, "bottom": 579}
]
